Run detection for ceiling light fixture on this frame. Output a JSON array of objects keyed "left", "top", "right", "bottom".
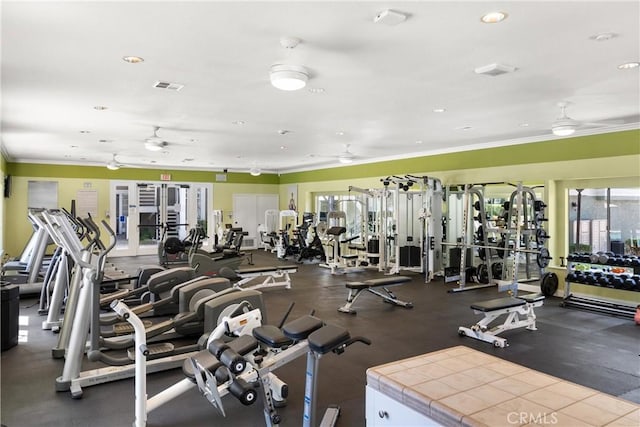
[
  {"left": 433, "top": 108, "right": 446, "bottom": 113},
  {"left": 122, "top": 56, "right": 144, "bottom": 63},
  {"left": 481, "top": 11, "right": 508, "bottom": 23},
  {"left": 270, "top": 64, "right": 309, "bottom": 91},
  {"left": 618, "top": 62, "right": 640, "bottom": 69},
  {"left": 250, "top": 167, "right": 261, "bottom": 176},
  {"left": 308, "top": 87, "right": 325, "bottom": 93}
]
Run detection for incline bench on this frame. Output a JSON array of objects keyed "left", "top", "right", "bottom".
[
  {"left": 218, "top": 265, "right": 297, "bottom": 291},
  {"left": 338, "top": 276, "right": 413, "bottom": 314},
  {"left": 458, "top": 293, "right": 545, "bottom": 348}
]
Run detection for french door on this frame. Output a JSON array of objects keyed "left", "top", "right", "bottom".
[{"left": 109, "top": 181, "right": 213, "bottom": 257}]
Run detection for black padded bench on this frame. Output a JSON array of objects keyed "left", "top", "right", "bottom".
[
  {"left": 338, "top": 276, "right": 413, "bottom": 314},
  {"left": 252, "top": 315, "right": 324, "bottom": 349}
]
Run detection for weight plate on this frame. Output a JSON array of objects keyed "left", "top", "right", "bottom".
[
  {"left": 540, "top": 272, "right": 558, "bottom": 297},
  {"left": 491, "top": 262, "right": 503, "bottom": 280},
  {"left": 477, "top": 263, "right": 489, "bottom": 284},
  {"left": 537, "top": 247, "right": 551, "bottom": 268}
]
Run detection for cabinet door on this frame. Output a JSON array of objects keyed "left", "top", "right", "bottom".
[{"left": 366, "top": 386, "right": 442, "bottom": 426}]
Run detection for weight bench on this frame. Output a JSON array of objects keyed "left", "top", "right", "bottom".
[
  {"left": 458, "top": 293, "right": 545, "bottom": 348},
  {"left": 338, "top": 276, "right": 413, "bottom": 314},
  {"left": 219, "top": 265, "right": 297, "bottom": 291}
]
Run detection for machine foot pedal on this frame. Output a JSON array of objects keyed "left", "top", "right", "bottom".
[
  {"left": 127, "top": 342, "right": 175, "bottom": 360},
  {"left": 114, "top": 320, "right": 152, "bottom": 334},
  {"left": 319, "top": 404, "right": 340, "bottom": 427}
]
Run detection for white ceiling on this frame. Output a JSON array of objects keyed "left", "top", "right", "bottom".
[{"left": 2, "top": 1, "right": 639, "bottom": 174}]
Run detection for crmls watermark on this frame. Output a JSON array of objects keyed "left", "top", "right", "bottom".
[{"left": 507, "top": 412, "right": 559, "bottom": 425}]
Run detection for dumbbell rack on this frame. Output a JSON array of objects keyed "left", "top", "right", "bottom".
[{"left": 562, "top": 255, "right": 640, "bottom": 319}]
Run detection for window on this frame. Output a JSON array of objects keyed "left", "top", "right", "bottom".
[{"left": 569, "top": 187, "right": 640, "bottom": 255}]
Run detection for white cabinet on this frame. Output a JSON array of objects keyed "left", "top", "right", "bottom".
[{"left": 365, "top": 386, "right": 442, "bottom": 426}]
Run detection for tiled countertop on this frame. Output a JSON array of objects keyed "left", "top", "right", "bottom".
[{"left": 366, "top": 346, "right": 639, "bottom": 427}]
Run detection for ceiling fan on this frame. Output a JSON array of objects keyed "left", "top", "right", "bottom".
[
  {"left": 551, "top": 101, "right": 624, "bottom": 136},
  {"left": 338, "top": 144, "right": 356, "bottom": 164},
  {"left": 106, "top": 154, "right": 124, "bottom": 170},
  {"left": 144, "top": 126, "right": 169, "bottom": 151}
]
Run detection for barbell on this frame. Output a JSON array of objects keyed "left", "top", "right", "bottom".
[{"left": 442, "top": 241, "right": 552, "bottom": 268}]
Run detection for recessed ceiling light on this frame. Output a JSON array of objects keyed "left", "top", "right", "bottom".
[
  {"left": 589, "top": 32, "right": 617, "bottom": 42},
  {"left": 278, "top": 129, "right": 290, "bottom": 135},
  {"left": 94, "top": 105, "right": 108, "bottom": 110},
  {"left": 415, "top": 140, "right": 423, "bottom": 144},
  {"left": 122, "top": 56, "right": 144, "bottom": 63},
  {"left": 280, "top": 145, "right": 287, "bottom": 150},
  {"left": 520, "top": 123, "right": 530, "bottom": 127},
  {"left": 618, "top": 62, "right": 640, "bottom": 69},
  {"left": 457, "top": 126, "right": 473, "bottom": 131},
  {"left": 481, "top": 11, "right": 507, "bottom": 24},
  {"left": 336, "top": 131, "right": 345, "bottom": 136},
  {"left": 232, "top": 120, "right": 245, "bottom": 125},
  {"left": 308, "top": 87, "right": 325, "bottom": 93},
  {"left": 432, "top": 108, "right": 446, "bottom": 113}
]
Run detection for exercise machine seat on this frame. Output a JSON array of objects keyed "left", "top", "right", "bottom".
[
  {"left": 252, "top": 325, "right": 293, "bottom": 349},
  {"left": 470, "top": 297, "right": 525, "bottom": 312},
  {"left": 182, "top": 334, "right": 257, "bottom": 380},
  {"left": 518, "top": 293, "right": 545, "bottom": 303},
  {"left": 308, "top": 324, "right": 350, "bottom": 355},
  {"left": 282, "top": 315, "right": 324, "bottom": 341}
]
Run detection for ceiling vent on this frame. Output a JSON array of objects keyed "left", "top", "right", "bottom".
[
  {"left": 153, "top": 81, "right": 184, "bottom": 91},
  {"left": 474, "top": 63, "right": 517, "bottom": 76}
]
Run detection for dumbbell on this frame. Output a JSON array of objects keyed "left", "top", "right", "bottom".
[
  {"left": 584, "top": 272, "right": 598, "bottom": 285},
  {"left": 474, "top": 201, "right": 481, "bottom": 211},
  {"left": 611, "top": 276, "right": 634, "bottom": 291},
  {"left": 597, "top": 274, "right": 611, "bottom": 287}
]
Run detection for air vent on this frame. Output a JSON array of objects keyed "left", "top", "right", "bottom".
[
  {"left": 153, "top": 81, "right": 184, "bottom": 91},
  {"left": 474, "top": 63, "right": 517, "bottom": 76}
]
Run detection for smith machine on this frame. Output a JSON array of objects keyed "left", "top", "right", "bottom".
[{"left": 443, "top": 182, "right": 557, "bottom": 296}]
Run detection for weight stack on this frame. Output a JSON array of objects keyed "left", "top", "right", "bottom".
[
  {"left": 1, "top": 284, "right": 19, "bottom": 351},
  {"left": 367, "top": 239, "right": 380, "bottom": 265},
  {"left": 400, "top": 246, "right": 421, "bottom": 267}
]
